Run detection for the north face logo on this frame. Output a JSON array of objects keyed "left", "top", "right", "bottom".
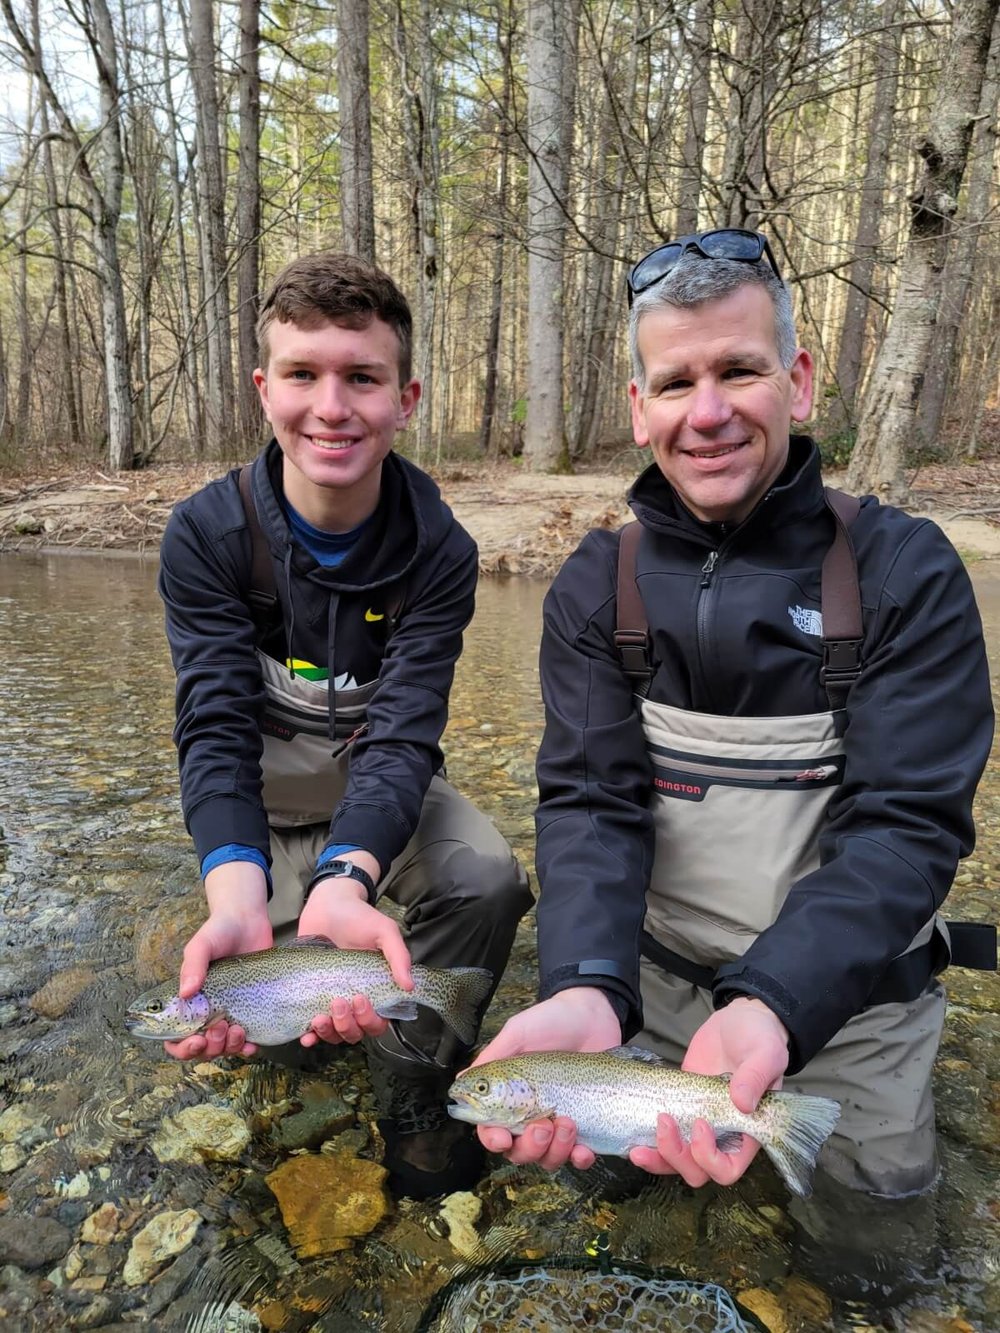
[{"left": 788, "top": 605, "right": 823, "bottom": 636}]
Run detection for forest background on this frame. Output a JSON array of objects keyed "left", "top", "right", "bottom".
[{"left": 0, "top": 0, "right": 997, "bottom": 564}]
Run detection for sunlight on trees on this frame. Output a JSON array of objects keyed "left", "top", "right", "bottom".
[{"left": 0, "top": 0, "right": 994, "bottom": 488}]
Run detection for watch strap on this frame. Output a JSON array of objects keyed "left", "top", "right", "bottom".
[{"left": 304, "top": 859, "right": 378, "bottom": 908}]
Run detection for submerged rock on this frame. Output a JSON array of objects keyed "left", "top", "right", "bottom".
[
  {"left": 273, "top": 1097, "right": 353, "bottom": 1151},
  {"left": 265, "top": 1152, "right": 389, "bottom": 1258},
  {"left": 0, "top": 1214, "right": 71, "bottom": 1269},
  {"left": 28, "top": 967, "right": 98, "bottom": 1019},
  {"left": 151, "top": 1104, "right": 250, "bottom": 1164},
  {"left": 132, "top": 895, "right": 206, "bottom": 985},
  {"left": 122, "top": 1208, "right": 202, "bottom": 1286},
  {"left": 438, "top": 1190, "right": 482, "bottom": 1257}
]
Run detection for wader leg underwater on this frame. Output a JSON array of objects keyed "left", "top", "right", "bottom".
[{"left": 615, "top": 488, "right": 997, "bottom": 1195}]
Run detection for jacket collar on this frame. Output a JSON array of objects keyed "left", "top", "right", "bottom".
[
  {"left": 248, "top": 440, "right": 436, "bottom": 593},
  {"left": 627, "top": 435, "right": 828, "bottom": 543}
]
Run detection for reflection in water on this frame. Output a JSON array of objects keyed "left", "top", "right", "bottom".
[{"left": 0, "top": 553, "right": 999, "bottom": 1331}]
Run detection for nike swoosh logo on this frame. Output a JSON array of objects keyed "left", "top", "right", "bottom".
[{"left": 365, "top": 609, "right": 385, "bottom": 622}]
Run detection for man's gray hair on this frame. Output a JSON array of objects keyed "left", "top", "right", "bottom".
[{"left": 629, "top": 254, "right": 798, "bottom": 391}]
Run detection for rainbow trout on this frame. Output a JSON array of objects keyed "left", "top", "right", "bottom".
[
  {"left": 448, "top": 1047, "right": 840, "bottom": 1198},
  {"left": 125, "top": 939, "right": 491, "bottom": 1047}
]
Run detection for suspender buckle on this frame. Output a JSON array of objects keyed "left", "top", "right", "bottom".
[
  {"left": 820, "top": 638, "right": 863, "bottom": 684},
  {"left": 613, "top": 629, "right": 652, "bottom": 679}
]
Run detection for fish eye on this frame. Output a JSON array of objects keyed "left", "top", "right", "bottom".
[
  {"left": 473, "top": 1078, "right": 490, "bottom": 1095},
  {"left": 147, "top": 1000, "right": 163, "bottom": 1013}
]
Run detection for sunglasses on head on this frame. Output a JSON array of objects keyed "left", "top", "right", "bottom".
[{"left": 626, "top": 228, "right": 782, "bottom": 306}]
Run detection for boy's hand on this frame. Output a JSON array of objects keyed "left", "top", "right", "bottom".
[
  {"left": 296, "top": 875, "right": 413, "bottom": 1046},
  {"left": 163, "top": 862, "right": 272, "bottom": 1061}
]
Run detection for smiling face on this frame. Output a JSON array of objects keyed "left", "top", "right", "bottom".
[
  {"left": 629, "top": 284, "right": 813, "bottom": 524},
  {"left": 253, "top": 315, "right": 420, "bottom": 532}
]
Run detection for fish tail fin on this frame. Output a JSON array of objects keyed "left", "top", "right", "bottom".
[
  {"left": 429, "top": 967, "right": 493, "bottom": 1046},
  {"left": 761, "top": 1092, "right": 841, "bottom": 1198}
]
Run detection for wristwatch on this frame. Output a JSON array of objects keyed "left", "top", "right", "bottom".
[{"left": 304, "top": 859, "right": 378, "bottom": 908}]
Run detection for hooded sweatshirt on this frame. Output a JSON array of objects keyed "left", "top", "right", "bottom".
[{"left": 158, "top": 440, "right": 478, "bottom": 873}]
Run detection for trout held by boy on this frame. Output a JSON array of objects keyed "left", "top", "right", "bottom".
[
  {"left": 125, "top": 939, "right": 492, "bottom": 1047},
  {"left": 448, "top": 1047, "right": 840, "bottom": 1198}
]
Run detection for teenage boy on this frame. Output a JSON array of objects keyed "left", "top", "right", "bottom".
[{"left": 158, "top": 251, "right": 532, "bottom": 1196}]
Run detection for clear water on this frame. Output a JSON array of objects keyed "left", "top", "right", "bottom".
[{"left": 0, "top": 552, "right": 998, "bottom": 1331}]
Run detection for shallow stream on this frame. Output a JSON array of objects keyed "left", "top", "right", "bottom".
[{"left": 0, "top": 553, "right": 998, "bottom": 1331}]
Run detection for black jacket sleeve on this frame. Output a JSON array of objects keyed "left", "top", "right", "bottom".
[
  {"left": 714, "top": 518, "right": 994, "bottom": 1072},
  {"left": 158, "top": 491, "right": 272, "bottom": 865},
  {"left": 534, "top": 531, "right": 655, "bottom": 1034}
]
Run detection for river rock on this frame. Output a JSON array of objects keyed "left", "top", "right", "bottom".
[
  {"left": 738, "top": 1286, "right": 790, "bottom": 1333},
  {"left": 28, "top": 967, "right": 98, "bottom": 1019},
  {"left": 265, "top": 1152, "right": 389, "bottom": 1257},
  {"left": 81, "top": 1202, "right": 122, "bottom": 1245},
  {"left": 273, "top": 1097, "right": 354, "bottom": 1151},
  {"left": 132, "top": 894, "right": 207, "bottom": 985},
  {"left": 0, "top": 1143, "right": 27, "bottom": 1173},
  {"left": 151, "top": 1104, "right": 250, "bottom": 1163},
  {"left": 439, "top": 1190, "right": 482, "bottom": 1257},
  {"left": 122, "top": 1209, "right": 202, "bottom": 1286},
  {"left": 0, "top": 1101, "right": 49, "bottom": 1147},
  {"left": 0, "top": 1213, "right": 71, "bottom": 1269},
  {"left": 55, "top": 1171, "right": 91, "bottom": 1199}
]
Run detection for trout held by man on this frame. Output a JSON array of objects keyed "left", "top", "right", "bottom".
[
  {"left": 448, "top": 1047, "right": 840, "bottom": 1198},
  {"left": 125, "top": 938, "right": 492, "bottom": 1047}
]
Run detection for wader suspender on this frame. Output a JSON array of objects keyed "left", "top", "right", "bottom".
[
  {"left": 615, "top": 487, "right": 863, "bottom": 710},
  {"left": 615, "top": 491, "right": 998, "bottom": 990},
  {"left": 236, "top": 463, "right": 406, "bottom": 630}
]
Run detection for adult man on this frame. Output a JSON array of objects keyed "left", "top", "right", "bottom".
[
  {"left": 158, "top": 251, "right": 532, "bottom": 1196},
  {"left": 472, "top": 230, "right": 993, "bottom": 1287}
]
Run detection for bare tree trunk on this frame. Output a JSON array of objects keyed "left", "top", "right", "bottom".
[
  {"left": 156, "top": 0, "right": 203, "bottom": 449},
  {"left": 846, "top": 0, "right": 1000, "bottom": 500},
  {"left": 478, "top": 4, "right": 514, "bottom": 455},
  {"left": 236, "top": 0, "right": 262, "bottom": 445},
  {"left": 675, "top": 0, "right": 714, "bottom": 235},
  {"left": 189, "top": 0, "right": 235, "bottom": 454},
  {"left": 572, "top": 16, "right": 640, "bottom": 460},
  {"left": 830, "top": 0, "right": 902, "bottom": 432},
  {"left": 338, "top": 0, "right": 376, "bottom": 261},
  {"left": 90, "top": 0, "right": 134, "bottom": 469},
  {"left": 33, "top": 3, "right": 81, "bottom": 445},
  {"left": 2, "top": 0, "right": 135, "bottom": 467},
  {"left": 720, "top": 0, "right": 780, "bottom": 227},
  {"left": 917, "top": 3, "right": 1000, "bottom": 451},
  {"left": 393, "top": 0, "right": 439, "bottom": 459},
  {"left": 524, "top": 0, "right": 576, "bottom": 472},
  {"left": 14, "top": 131, "right": 33, "bottom": 446}
]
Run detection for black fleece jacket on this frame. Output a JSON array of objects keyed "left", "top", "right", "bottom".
[
  {"left": 535, "top": 437, "right": 993, "bottom": 1073},
  {"left": 158, "top": 441, "right": 478, "bottom": 873}
]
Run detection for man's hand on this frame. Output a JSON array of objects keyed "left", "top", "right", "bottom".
[
  {"left": 296, "top": 873, "right": 414, "bottom": 1047},
  {"left": 628, "top": 997, "right": 790, "bottom": 1188},
  {"left": 467, "top": 988, "right": 623, "bottom": 1171},
  {"left": 164, "top": 861, "right": 273, "bottom": 1062}
]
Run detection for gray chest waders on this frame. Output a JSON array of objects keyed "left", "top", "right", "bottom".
[{"left": 614, "top": 490, "right": 997, "bottom": 1006}]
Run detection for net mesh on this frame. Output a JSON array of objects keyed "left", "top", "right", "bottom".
[{"left": 417, "top": 1261, "right": 766, "bottom": 1333}]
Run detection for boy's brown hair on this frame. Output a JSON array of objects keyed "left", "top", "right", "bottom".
[{"left": 256, "top": 251, "right": 413, "bottom": 382}]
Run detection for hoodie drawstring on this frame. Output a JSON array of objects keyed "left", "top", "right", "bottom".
[{"left": 283, "top": 548, "right": 297, "bottom": 680}]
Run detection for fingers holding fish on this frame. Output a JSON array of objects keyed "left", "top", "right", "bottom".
[
  {"left": 298, "top": 885, "right": 414, "bottom": 992},
  {"left": 300, "top": 994, "right": 389, "bottom": 1046},
  {"left": 629, "top": 1113, "right": 761, "bottom": 1188},
  {"left": 163, "top": 1020, "right": 258, "bottom": 1062},
  {"left": 500, "top": 1116, "right": 596, "bottom": 1172}
]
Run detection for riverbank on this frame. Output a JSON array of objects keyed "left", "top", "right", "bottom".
[{"left": 3, "top": 455, "right": 1000, "bottom": 573}]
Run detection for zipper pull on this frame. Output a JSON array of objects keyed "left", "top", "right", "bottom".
[{"left": 701, "top": 551, "right": 718, "bottom": 587}]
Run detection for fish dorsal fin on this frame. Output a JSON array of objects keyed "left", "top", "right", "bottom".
[
  {"left": 279, "top": 936, "right": 338, "bottom": 951},
  {"left": 607, "top": 1044, "right": 672, "bottom": 1065}
]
